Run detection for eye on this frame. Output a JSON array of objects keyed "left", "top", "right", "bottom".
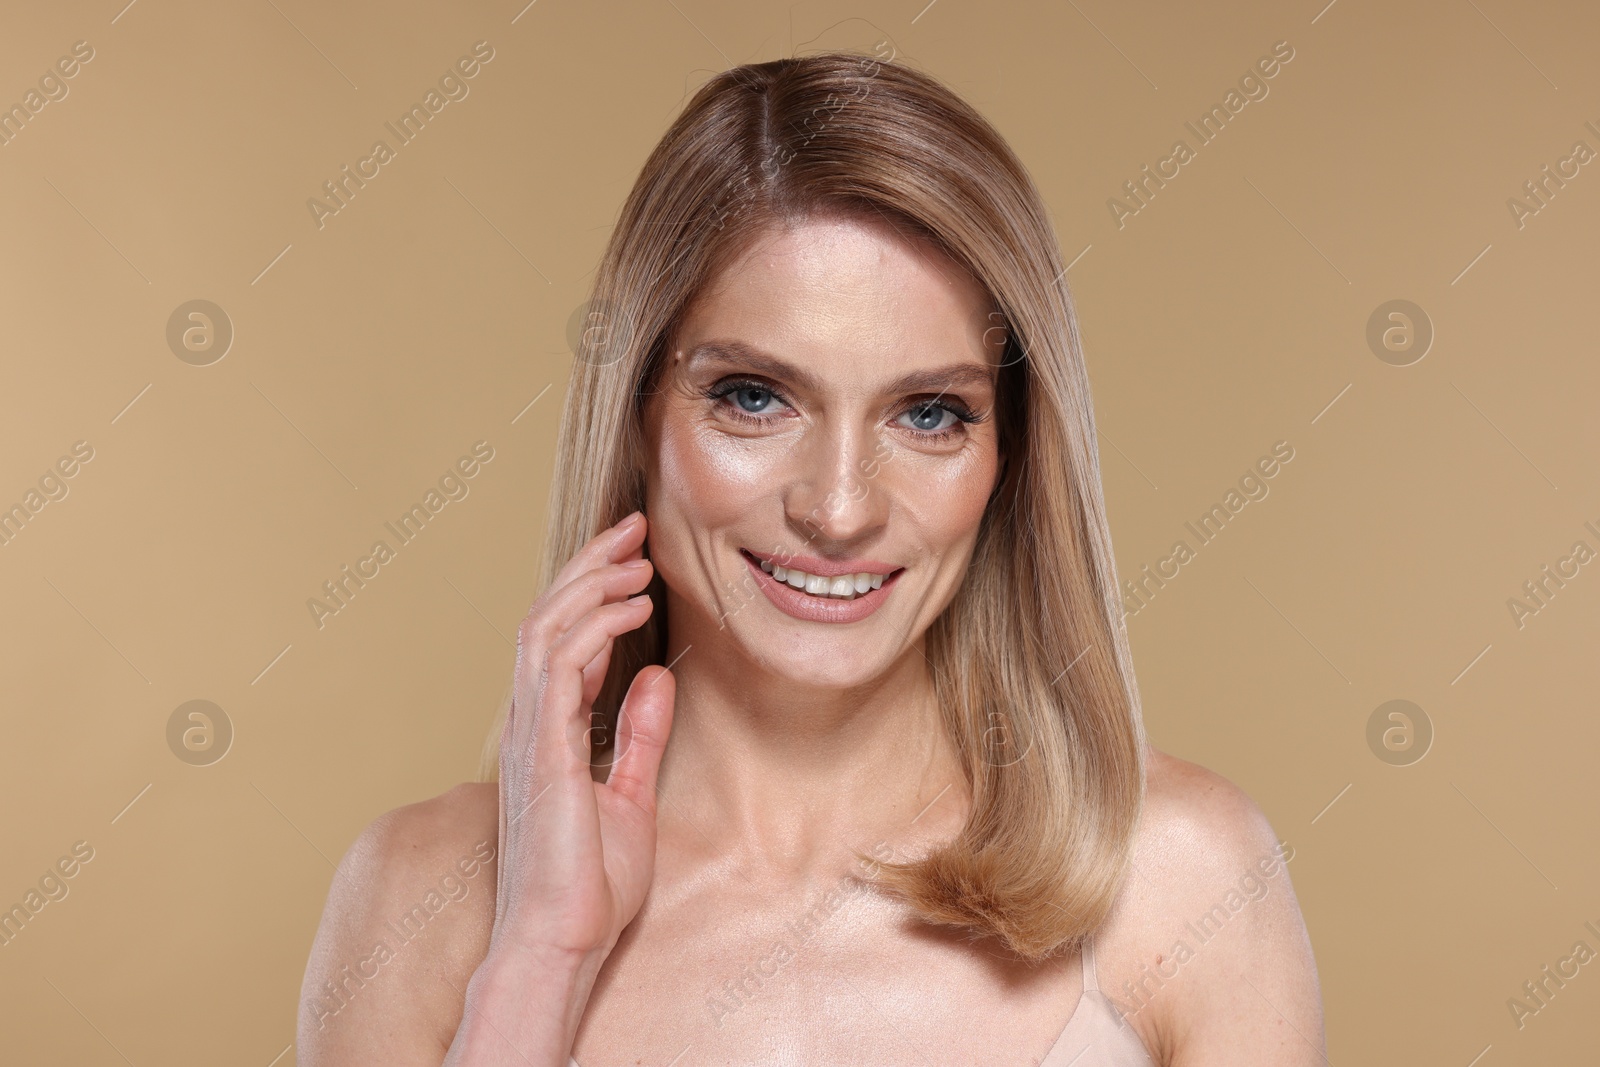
[
  {"left": 700, "top": 377, "right": 987, "bottom": 444},
  {"left": 899, "top": 402, "right": 961, "bottom": 434},
  {"left": 701, "top": 377, "right": 794, "bottom": 426},
  {"left": 726, "top": 383, "right": 787, "bottom": 415},
  {"left": 895, "top": 398, "right": 986, "bottom": 443}
]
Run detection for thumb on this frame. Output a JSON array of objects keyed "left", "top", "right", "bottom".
[{"left": 604, "top": 666, "right": 676, "bottom": 811}]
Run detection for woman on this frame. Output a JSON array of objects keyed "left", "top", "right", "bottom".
[{"left": 299, "top": 49, "right": 1323, "bottom": 1066}]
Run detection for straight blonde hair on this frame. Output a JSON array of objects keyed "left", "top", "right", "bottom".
[{"left": 478, "top": 48, "right": 1147, "bottom": 962}]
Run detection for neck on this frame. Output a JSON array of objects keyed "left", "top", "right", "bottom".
[{"left": 649, "top": 594, "right": 971, "bottom": 885}]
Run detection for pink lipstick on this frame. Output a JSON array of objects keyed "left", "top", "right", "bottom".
[{"left": 739, "top": 548, "right": 904, "bottom": 624}]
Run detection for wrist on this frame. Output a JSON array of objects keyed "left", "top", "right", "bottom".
[
  {"left": 475, "top": 937, "right": 609, "bottom": 999},
  {"left": 451, "top": 940, "right": 609, "bottom": 1065}
]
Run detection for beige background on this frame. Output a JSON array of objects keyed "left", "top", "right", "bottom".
[{"left": 2, "top": 0, "right": 1596, "bottom": 1063}]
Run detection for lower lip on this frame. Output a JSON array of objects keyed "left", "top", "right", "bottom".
[{"left": 741, "top": 550, "right": 903, "bottom": 624}]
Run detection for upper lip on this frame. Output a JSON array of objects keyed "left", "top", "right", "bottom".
[{"left": 742, "top": 547, "right": 903, "bottom": 578}]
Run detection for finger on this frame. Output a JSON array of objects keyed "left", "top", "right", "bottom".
[
  {"left": 579, "top": 632, "right": 615, "bottom": 709},
  {"left": 525, "top": 596, "right": 656, "bottom": 783},
  {"left": 604, "top": 666, "right": 676, "bottom": 813},
  {"left": 574, "top": 635, "right": 616, "bottom": 760},
  {"left": 547, "top": 512, "right": 648, "bottom": 599},
  {"left": 510, "top": 559, "right": 653, "bottom": 757},
  {"left": 613, "top": 543, "right": 645, "bottom": 571}
]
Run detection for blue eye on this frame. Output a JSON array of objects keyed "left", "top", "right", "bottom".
[
  {"left": 900, "top": 403, "right": 958, "bottom": 434},
  {"left": 702, "top": 378, "right": 793, "bottom": 420},
  {"left": 729, "top": 384, "right": 785, "bottom": 414},
  {"left": 701, "top": 376, "right": 985, "bottom": 444}
]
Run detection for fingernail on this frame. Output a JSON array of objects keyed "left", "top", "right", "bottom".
[
  {"left": 618, "top": 511, "right": 643, "bottom": 530},
  {"left": 622, "top": 559, "right": 650, "bottom": 569}
]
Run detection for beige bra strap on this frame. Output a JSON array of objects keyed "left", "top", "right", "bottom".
[{"left": 1082, "top": 935, "right": 1099, "bottom": 993}]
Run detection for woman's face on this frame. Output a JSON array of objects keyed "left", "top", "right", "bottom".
[{"left": 640, "top": 212, "right": 1007, "bottom": 687}]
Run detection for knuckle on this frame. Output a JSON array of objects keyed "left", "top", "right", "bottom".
[
  {"left": 517, "top": 608, "right": 554, "bottom": 652},
  {"left": 536, "top": 649, "right": 565, "bottom": 696},
  {"left": 570, "top": 564, "right": 615, "bottom": 597},
  {"left": 544, "top": 632, "right": 580, "bottom": 671}
]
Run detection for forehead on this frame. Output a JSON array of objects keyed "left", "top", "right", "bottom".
[{"left": 675, "top": 214, "right": 1001, "bottom": 374}]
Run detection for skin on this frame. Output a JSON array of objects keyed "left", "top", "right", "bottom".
[{"left": 298, "top": 214, "right": 1325, "bottom": 1066}]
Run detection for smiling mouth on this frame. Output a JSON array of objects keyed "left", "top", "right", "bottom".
[{"left": 739, "top": 549, "right": 903, "bottom": 602}]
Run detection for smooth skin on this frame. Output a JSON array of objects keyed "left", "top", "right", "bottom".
[{"left": 298, "top": 214, "right": 1324, "bottom": 1066}]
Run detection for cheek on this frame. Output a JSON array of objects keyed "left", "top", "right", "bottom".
[
  {"left": 889, "top": 446, "right": 997, "bottom": 550},
  {"left": 646, "top": 418, "right": 785, "bottom": 584},
  {"left": 655, "top": 422, "right": 778, "bottom": 517}
]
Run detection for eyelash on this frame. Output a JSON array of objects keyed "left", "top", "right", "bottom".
[{"left": 701, "top": 377, "right": 988, "bottom": 443}]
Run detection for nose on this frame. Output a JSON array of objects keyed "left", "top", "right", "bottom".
[{"left": 784, "top": 421, "right": 888, "bottom": 547}]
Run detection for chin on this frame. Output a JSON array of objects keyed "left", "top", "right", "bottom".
[{"left": 736, "top": 627, "right": 900, "bottom": 688}]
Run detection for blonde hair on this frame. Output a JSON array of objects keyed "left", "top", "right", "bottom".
[{"left": 478, "top": 48, "right": 1147, "bottom": 962}]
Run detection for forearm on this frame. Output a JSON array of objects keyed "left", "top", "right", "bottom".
[{"left": 443, "top": 946, "right": 607, "bottom": 1067}]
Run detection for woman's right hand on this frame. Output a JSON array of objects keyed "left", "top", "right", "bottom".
[{"left": 488, "top": 510, "right": 676, "bottom": 972}]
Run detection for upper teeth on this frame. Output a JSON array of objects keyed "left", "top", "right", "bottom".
[{"left": 759, "top": 558, "right": 887, "bottom": 599}]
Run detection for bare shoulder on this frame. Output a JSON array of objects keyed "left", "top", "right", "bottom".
[
  {"left": 1094, "top": 747, "right": 1324, "bottom": 1066},
  {"left": 297, "top": 782, "right": 499, "bottom": 1066},
  {"left": 1139, "top": 747, "right": 1284, "bottom": 866}
]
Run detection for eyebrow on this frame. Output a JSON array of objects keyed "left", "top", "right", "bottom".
[{"left": 685, "top": 339, "right": 997, "bottom": 397}]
